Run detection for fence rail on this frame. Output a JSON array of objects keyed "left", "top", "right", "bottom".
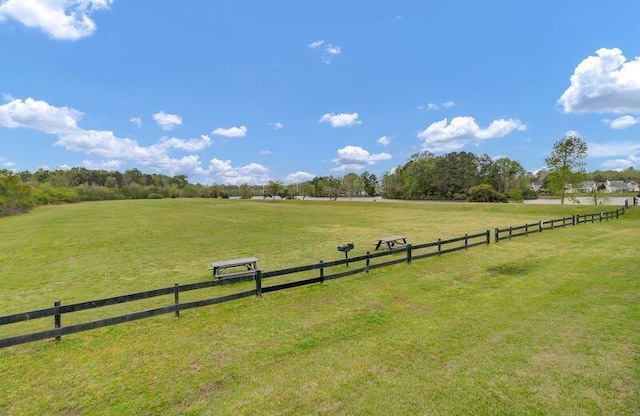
[{"left": 1, "top": 197, "right": 637, "bottom": 349}]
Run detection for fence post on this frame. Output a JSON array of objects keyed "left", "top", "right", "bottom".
[
  {"left": 572, "top": 215, "right": 576, "bottom": 226},
  {"left": 508, "top": 227, "right": 512, "bottom": 240},
  {"left": 539, "top": 221, "right": 543, "bottom": 233},
  {"left": 256, "top": 269, "right": 262, "bottom": 297},
  {"left": 407, "top": 244, "right": 412, "bottom": 264},
  {"left": 599, "top": 212, "right": 603, "bottom": 222},
  {"left": 54, "top": 300, "right": 61, "bottom": 341},
  {"left": 494, "top": 228, "right": 499, "bottom": 243},
  {"left": 319, "top": 260, "right": 324, "bottom": 283},
  {"left": 365, "top": 252, "right": 370, "bottom": 273},
  {"left": 486, "top": 230, "right": 490, "bottom": 245},
  {"left": 465, "top": 234, "right": 469, "bottom": 248},
  {"left": 438, "top": 238, "right": 442, "bottom": 254},
  {"left": 173, "top": 283, "right": 180, "bottom": 318}
]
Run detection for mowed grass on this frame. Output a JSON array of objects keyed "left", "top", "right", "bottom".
[{"left": 0, "top": 199, "right": 638, "bottom": 415}]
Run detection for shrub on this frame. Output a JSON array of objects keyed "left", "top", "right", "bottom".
[
  {"left": 147, "top": 193, "right": 163, "bottom": 199},
  {"left": 468, "top": 184, "right": 508, "bottom": 203}
]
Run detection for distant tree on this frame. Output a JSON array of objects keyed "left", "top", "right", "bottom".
[
  {"left": 239, "top": 184, "right": 253, "bottom": 199},
  {"left": 544, "top": 136, "right": 588, "bottom": 204},
  {"left": 360, "top": 171, "right": 378, "bottom": 196},
  {"left": 342, "top": 173, "right": 364, "bottom": 200},
  {"left": 0, "top": 170, "right": 34, "bottom": 216},
  {"left": 264, "top": 180, "right": 284, "bottom": 199}
]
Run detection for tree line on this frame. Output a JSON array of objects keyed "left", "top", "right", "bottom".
[{"left": 2, "top": 136, "right": 639, "bottom": 216}]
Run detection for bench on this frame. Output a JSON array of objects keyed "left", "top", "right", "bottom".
[
  {"left": 209, "top": 257, "right": 259, "bottom": 279},
  {"left": 374, "top": 235, "right": 408, "bottom": 250}
]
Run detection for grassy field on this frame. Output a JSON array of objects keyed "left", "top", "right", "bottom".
[{"left": 0, "top": 199, "right": 638, "bottom": 415}]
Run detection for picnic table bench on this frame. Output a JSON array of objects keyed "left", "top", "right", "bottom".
[
  {"left": 209, "top": 257, "right": 259, "bottom": 279},
  {"left": 374, "top": 235, "right": 408, "bottom": 250}
]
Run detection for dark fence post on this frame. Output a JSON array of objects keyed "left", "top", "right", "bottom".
[
  {"left": 365, "top": 252, "right": 370, "bottom": 273},
  {"left": 319, "top": 260, "right": 324, "bottom": 283},
  {"left": 256, "top": 270, "right": 262, "bottom": 297},
  {"left": 173, "top": 283, "right": 180, "bottom": 318},
  {"left": 572, "top": 215, "right": 576, "bottom": 226},
  {"left": 438, "top": 238, "right": 442, "bottom": 254},
  {"left": 407, "top": 244, "right": 412, "bottom": 264},
  {"left": 494, "top": 229, "right": 499, "bottom": 243},
  {"left": 486, "top": 230, "right": 490, "bottom": 245},
  {"left": 54, "top": 300, "right": 61, "bottom": 341},
  {"left": 465, "top": 234, "right": 469, "bottom": 248},
  {"left": 525, "top": 224, "right": 528, "bottom": 237},
  {"left": 508, "top": 227, "right": 512, "bottom": 240}
]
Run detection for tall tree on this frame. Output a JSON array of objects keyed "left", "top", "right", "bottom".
[
  {"left": 544, "top": 136, "right": 588, "bottom": 204},
  {"left": 342, "top": 173, "right": 364, "bottom": 200}
]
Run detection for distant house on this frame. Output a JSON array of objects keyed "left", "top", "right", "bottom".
[
  {"left": 578, "top": 181, "right": 597, "bottom": 193},
  {"left": 530, "top": 181, "right": 544, "bottom": 192},
  {"left": 629, "top": 181, "right": 639, "bottom": 192},
  {"left": 605, "top": 180, "right": 633, "bottom": 193}
]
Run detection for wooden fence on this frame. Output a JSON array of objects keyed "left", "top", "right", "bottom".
[{"left": 1, "top": 198, "right": 637, "bottom": 349}]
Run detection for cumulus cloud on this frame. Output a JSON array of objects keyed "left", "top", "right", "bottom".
[
  {"left": 332, "top": 145, "right": 391, "bottom": 171},
  {"left": 417, "top": 116, "right": 526, "bottom": 152},
  {"left": 81, "top": 159, "right": 125, "bottom": 170},
  {"left": 319, "top": 112, "right": 361, "bottom": 127},
  {"left": 211, "top": 125, "right": 247, "bottom": 138},
  {"left": 603, "top": 115, "right": 638, "bottom": 129},
  {"left": 600, "top": 155, "right": 639, "bottom": 171},
  {"left": 0, "top": 96, "right": 219, "bottom": 179},
  {"left": 587, "top": 141, "right": 640, "bottom": 158},
  {"left": 285, "top": 171, "right": 315, "bottom": 183},
  {"left": 0, "top": 97, "right": 82, "bottom": 134},
  {"left": 130, "top": 117, "right": 142, "bottom": 127},
  {"left": 309, "top": 39, "right": 341, "bottom": 64},
  {"left": 558, "top": 47, "right": 640, "bottom": 114},
  {"left": 268, "top": 122, "right": 284, "bottom": 129},
  {"left": 378, "top": 135, "right": 391, "bottom": 146},
  {"left": 0, "top": 0, "right": 112, "bottom": 41},
  {"left": 159, "top": 135, "right": 212, "bottom": 152},
  {"left": 153, "top": 111, "right": 182, "bottom": 131},
  {"left": 205, "top": 158, "right": 270, "bottom": 185}
]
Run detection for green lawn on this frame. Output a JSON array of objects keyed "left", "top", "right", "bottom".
[{"left": 1, "top": 199, "right": 638, "bottom": 415}]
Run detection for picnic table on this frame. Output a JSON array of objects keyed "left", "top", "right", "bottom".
[
  {"left": 374, "top": 235, "right": 408, "bottom": 250},
  {"left": 209, "top": 257, "right": 259, "bottom": 279}
]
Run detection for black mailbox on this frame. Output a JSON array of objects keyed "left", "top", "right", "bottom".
[{"left": 337, "top": 243, "right": 354, "bottom": 266}]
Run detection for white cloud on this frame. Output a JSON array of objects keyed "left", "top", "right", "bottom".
[
  {"left": 0, "top": 0, "right": 112, "bottom": 41},
  {"left": 319, "top": 112, "right": 361, "bottom": 127},
  {"left": 0, "top": 96, "right": 216, "bottom": 178},
  {"left": 81, "top": 159, "right": 125, "bottom": 170},
  {"left": 153, "top": 111, "right": 182, "bottom": 131},
  {"left": 378, "top": 135, "right": 391, "bottom": 146},
  {"left": 268, "top": 122, "right": 284, "bottom": 129},
  {"left": 332, "top": 145, "right": 391, "bottom": 171},
  {"left": 587, "top": 141, "right": 640, "bottom": 158},
  {"left": 309, "top": 40, "right": 341, "bottom": 64},
  {"left": 205, "top": 158, "right": 270, "bottom": 185},
  {"left": 130, "top": 117, "right": 142, "bottom": 127},
  {"left": 417, "top": 116, "right": 526, "bottom": 152},
  {"left": 604, "top": 115, "right": 638, "bottom": 129},
  {"left": 285, "top": 171, "right": 315, "bottom": 183},
  {"left": 211, "top": 125, "right": 247, "bottom": 138},
  {"left": 0, "top": 97, "right": 82, "bottom": 134},
  {"left": 159, "top": 135, "right": 212, "bottom": 152},
  {"left": 558, "top": 47, "right": 640, "bottom": 114},
  {"left": 565, "top": 130, "right": 581, "bottom": 138},
  {"left": 600, "top": 156, "right": 638, "bottom": 170},
  {"left": 417, "top": 101, "right": 456, "bottom": 111},
  {"left": 308, "top": 40, "right": 325, "bottom": 49},
  {"left": 2, "top": 92, "right": 14, "bottom": 102}
]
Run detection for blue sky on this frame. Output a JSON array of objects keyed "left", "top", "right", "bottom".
[{"left": 1, "top": 1, "right": 640, "bottom": 185}]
